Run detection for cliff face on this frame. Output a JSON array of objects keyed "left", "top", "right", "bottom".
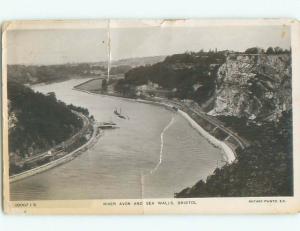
[{"left": 208, "top": 54, "right": 292, "bottom": 121}]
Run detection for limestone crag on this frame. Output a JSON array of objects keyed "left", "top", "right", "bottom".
[{"left": 208, "top": 54, "right": 292, "bottom": 121}]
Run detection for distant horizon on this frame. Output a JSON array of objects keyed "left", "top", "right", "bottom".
[
  {"left": 7, "top": 46, "right": 291, "bottom": 66},
  {"left": 7, "top": 25, "right": 290, "bottom": 65}
]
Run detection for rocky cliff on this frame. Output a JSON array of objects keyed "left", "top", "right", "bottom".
[{"left": 208, "top": 53, "right": 292, "bottom": 122}]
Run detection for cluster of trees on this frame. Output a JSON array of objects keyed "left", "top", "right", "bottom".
[
  {"left": 8, "top": 81, "right": 86, "bottom": 157},
  {"left": 8, "top": 63, "right": 104, "bottom": 84},
  {"left": 245, "top": 46, "right": 291, "bottom": 54},
  {"left": 176, "top": 110, "right": 293, "bottom": 197},
  {"left": 114, "top": 51, "right": 226, "bottom": 103}
]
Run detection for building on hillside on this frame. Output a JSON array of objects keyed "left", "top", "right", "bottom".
[{"left": 135, "top": 81, "right": 173, "bottom": 98}]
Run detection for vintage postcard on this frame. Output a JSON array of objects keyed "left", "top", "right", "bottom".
[{"left": 2, "top": 19, "right": 300, "bottom": 214}]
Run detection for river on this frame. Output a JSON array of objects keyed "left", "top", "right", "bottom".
[{"left": 10, "top": 79, "right": 225, "bottom": 200}]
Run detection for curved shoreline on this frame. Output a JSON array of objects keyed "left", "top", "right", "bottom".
[
  {"left": 73, "top": 87, "right": 236, "bottom": 164},
  {"left": 9, "top": 121, "right": 101, "bottom": 183},
  {"left": 178, "top": 110, "right": 236, "bottom": 163}
]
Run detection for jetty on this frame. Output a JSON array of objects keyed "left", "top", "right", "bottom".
[{"left": 96, "top": 121, "right": 119, "bottom": 129}]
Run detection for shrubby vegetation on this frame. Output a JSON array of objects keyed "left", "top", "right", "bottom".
[
  {"left": 68, "top": 104, "right": 89, "bottom": 117},
  {"left": 114, "top": 50, "right": 226, "bottom": 103},
  {"left": 176, "top": 110, "right": 293, "bottom": 197},
  {"left": 8, "top": 81, "right": 86, "bottom": 157}
]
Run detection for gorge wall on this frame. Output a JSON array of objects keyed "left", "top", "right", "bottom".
[{"left": 208, "top": 53, "right": 292, "bottom": 122}]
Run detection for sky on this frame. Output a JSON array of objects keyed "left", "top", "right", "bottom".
[
  {"left": 6, "top": 24, "right": 291, "bottom": 65},
  {"left": 7, "top": 29, "right": 108, "bottom": 65}
]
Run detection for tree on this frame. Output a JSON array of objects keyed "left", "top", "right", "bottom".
[
  {"left": 245, "top": 47, "right": 260, "bottom": 54},
  {"left": 274, "top": 47, "right": 284, "bottom": 54},
  {"left": 266, "top": 47, "right": 275, "bottom": 54}
]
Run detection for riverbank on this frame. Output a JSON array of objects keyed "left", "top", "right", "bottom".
[
  {"left": 178, "top": 110, "right": 236, "bottom": 163},
  {"left": 9, "top": 114, "right": 101, "bottom": 183},
  {"left": 73, "top": 81, "right": 237, "bottom": 164},
  {"left": 10, "top": 78, "right": 233, "bottom": 200}
]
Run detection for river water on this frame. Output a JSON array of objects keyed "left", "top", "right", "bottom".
[{"left": 10, "top": 79, "right": 225, "bottom": 200}]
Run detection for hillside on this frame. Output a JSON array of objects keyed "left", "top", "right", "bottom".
[
  {"left": 7, "top": 56, "right": 166, "bottom": 85},
  {"left": 176, "top": 109, "right": 293, "bottom": 197},
  {"left": 115, "top": 50, "right": 292, "bottom": 121},
  {"left": 7, "top": 63, "right": 106, "bottom": 84},
  {"left": 111, "top": 55, "right": 166, "bottom": 67},
  {"left": 8, "top": 81, "right": 86, "bottom": 159},
  {"left": 114, "top": 51, "right": 226, "bottom": 104},
  {"left": 162, "top": 50, "right": 293, "bottom": 197},
  {"left": 112, "top": 48, "right": 293, "bottom": 197}
]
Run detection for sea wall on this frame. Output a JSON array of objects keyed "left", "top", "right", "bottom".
[
  {"left": 178, "top": 110, "right": 236, "bottom": 163},
  {"left": 74, "top": 80, "right": 237, "bottom": 163},
  {"left": 10, "top": 124, "right": 99, "bottom": 183},
  {"left": 73, "top": 78, "right": 97, "bottom": 88},
  {"left": 135, "top": 95, "right": 237, "bottom": 163}
]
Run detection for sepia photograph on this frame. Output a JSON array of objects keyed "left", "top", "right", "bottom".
[{"left": 2, "top": 19, "right": 300, "bottom": 214}]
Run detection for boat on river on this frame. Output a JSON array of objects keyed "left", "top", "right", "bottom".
[{"left": 114, "top": 108, "right": 127, "bottom": 119}]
